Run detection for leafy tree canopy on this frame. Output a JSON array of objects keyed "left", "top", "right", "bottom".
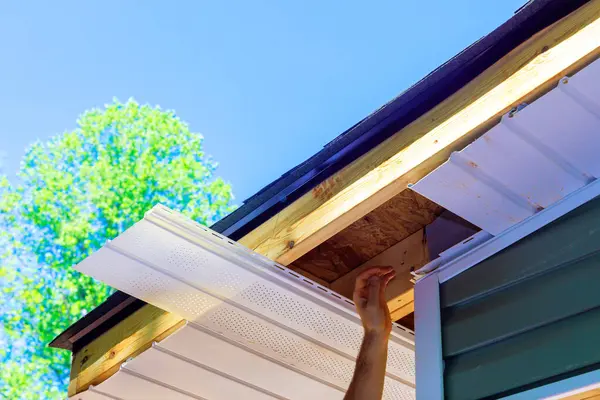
[{"left": 0, "top": 99, "right": 235, "bottom": 399}]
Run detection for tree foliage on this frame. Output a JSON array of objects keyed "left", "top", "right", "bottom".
[{"left": 0, "top": 99, "right": 235, "bottom": 399}]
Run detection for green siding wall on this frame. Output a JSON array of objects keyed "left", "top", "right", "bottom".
[{"left": 440, "top": 196, "right": 600, "bottom": 399}]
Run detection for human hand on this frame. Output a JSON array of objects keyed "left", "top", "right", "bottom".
[{"left": 352, "top": 266, "right": 395, "bottom": 337}]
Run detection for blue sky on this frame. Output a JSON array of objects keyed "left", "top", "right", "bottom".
[{"left": 0, "top": 0, "right": 525, "bottom": 203}]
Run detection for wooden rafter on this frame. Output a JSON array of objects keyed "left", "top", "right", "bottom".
[
  {"left": 69, "top": 305, "right": 184, "bottom": 396},
  {"left": 240, "top": 0, "right": 600, "bottom": 267},
  {"left": 292, "top": 190, "right": 441, "bottom": 284},
  {"left": 561, "top": 387, "right": 600, "bottom": 400},
  {"left": 68, "top": 1, "right": 600, "bottom": 395},
  {"left": 330, "top": 229, "right": 429, "bottom": 320}
]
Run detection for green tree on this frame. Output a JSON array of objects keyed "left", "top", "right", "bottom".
[{"left": 0, "top": 99, "right": 235, "bottom": 399}]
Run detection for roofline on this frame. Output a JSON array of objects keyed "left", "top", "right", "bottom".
[
  {"left": 50, "top": 291, "right": 144, "bottom": 352},
  {"left": 50, "top": 0, "right": 592, "bottom": 351},
  {"left": 213, "top": 0, "right": 591, "bottom": 242}
]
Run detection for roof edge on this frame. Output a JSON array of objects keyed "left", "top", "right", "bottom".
[{"left": 50, "top": 0, "right": 592, "bottom": 352}]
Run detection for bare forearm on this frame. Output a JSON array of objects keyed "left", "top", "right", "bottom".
[
  {"left": 347, "top": 267, "right": 395, "bottom": 399},
  {"left": 344, "top": 332, "right": 389, "bottom": 400}
]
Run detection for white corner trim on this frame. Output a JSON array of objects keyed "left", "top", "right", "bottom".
[
  {"left": 431, "top": 177, "right": 600, "bottom": 283},
  {"left": 415, "top": 274, "right": 444, "bottom": 400}
]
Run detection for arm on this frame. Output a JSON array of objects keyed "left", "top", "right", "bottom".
[{"left": 344, "top": 267, "right": 395, "bottom": 400}]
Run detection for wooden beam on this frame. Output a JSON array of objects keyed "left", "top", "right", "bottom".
[
  {"left": 293, "top": 190, "right": 442, "bottom": 283},
  {"left": 68, "top": 2, "right": 600, "bottom": 394},
  {"left": 68, "top": 305, "right": 184, "bottom": 396},
  {"left": 562, "top": 388, "right": 600, "bottom": 400},
  {"left": 390, "top": 300, "right": 414, "bottom": 322},
  {"left": 331, "top": 229, "right": 429, "bottom": 320},
  {"left": 239, "top": 0, "right": 600, "bottom": 266}
]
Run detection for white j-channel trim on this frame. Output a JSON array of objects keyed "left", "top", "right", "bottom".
[
  {"left": 413, "top": 230, "right": 493, "bottom": 277},
  {"left": 502, "top": 368, "right": 600, "bottom": 399},
  {"left": 430, "top": 177, "right": 600, "bottom": 283},
  {"left": 415, "top": 274, "right": 444, "bottom": 400}
]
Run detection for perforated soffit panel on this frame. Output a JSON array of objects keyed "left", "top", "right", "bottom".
[
  {"left": 412, "top": 58, "right": 600, "bottom": 236},
  {"left": 72, "top": 205, "right": 416, "bottom": 400}
]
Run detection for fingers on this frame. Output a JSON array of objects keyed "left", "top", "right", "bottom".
[
  {"left": 353, "top": 266, "right": 396, "bottom": 309},
  {"left": 367, "top": 275, "right": 381, "bottom": 305},
  {"left": 373, "top": 270, "right": 395, "bottom": 302},
  {"left": 381, "top": 269, "right": 396, "bottom": 285},
  {"left": 380, "top": 270, "right": 395, "bottom": 303},
  {"left": 366, "top": 269, "right": 396, "bottom": 305},
  {"left": 354, "top": 266, "right": 394, "bottom": 292},
  {"left": 382, "top": 270, "right": 395, "bottom": 286}
]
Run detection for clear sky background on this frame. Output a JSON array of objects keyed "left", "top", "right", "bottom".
[{"left": 0, "top": 0, "right": 525, "bottom": 203}]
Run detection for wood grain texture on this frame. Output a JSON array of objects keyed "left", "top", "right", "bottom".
[
  {"left": 292, "top": 190, "right": 441, "bottom": 283},
  {"left": 391, "top": 301, "right": 415, "bottom": 323},
  {"left": 331, "top": 229, "right": 429, "bottom": 322},
  {"left": 238, "top": 0, "right": 600, "bottom": 267},
  {"left": 562, "top": 388, "right": 600, "bottom": 400},
  {"left": 68, "top": 305, "right": 184, "bottom": 396},
  {"left": 331, "top": 229, "right": 427, "bottom": 301}
]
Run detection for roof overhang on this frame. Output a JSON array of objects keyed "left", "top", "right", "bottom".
[
  {"left": 51, "top": 0, "right": 598, "bottom": 355},
  {"left": 413, "top": 59, "right": 600, "bottom": 235},
  {"left": 411, "top": 57, "right": 600, "bottom": 282},
  {"left": 71, "top": 205, "right": 415, "bottom": 399},
  {"left": 54, "top": 0, "right": 600, "bottom": 397},
  {"left": 412, "top": 56, "right": 600, "bottom": 400}
]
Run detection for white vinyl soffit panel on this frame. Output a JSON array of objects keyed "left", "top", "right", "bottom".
[
  {"left": 411, "top": 58, "right": 600, "bottom": 235},
  {"left": 72, "top": 205, "right": 416, "bottom": 400}
]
